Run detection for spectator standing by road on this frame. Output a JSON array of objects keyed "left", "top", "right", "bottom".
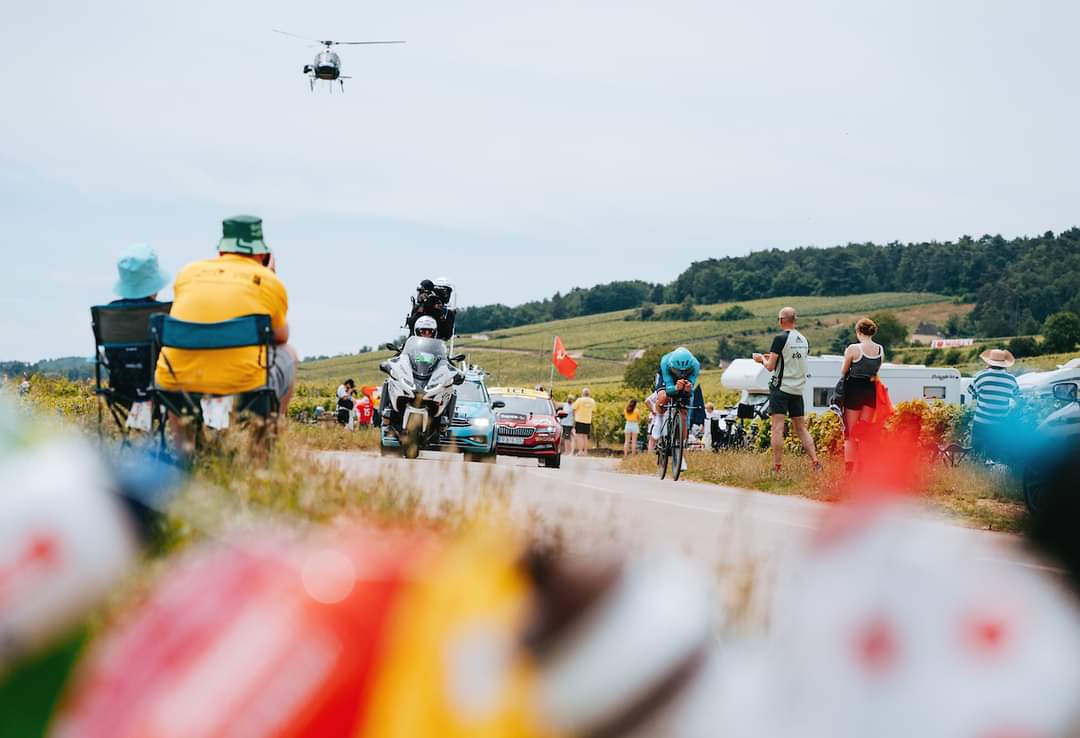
[
  {"left": 752, "top": 307, "right": 822, "bottom": 474},
  {"left": 559, "top": 395, "right": 575, "bottom": 453},
  {"left": 155, "top": 215, "right": 297, "bottom": 416},
  {"left": 336, "top": 379, "right": 356, "bottom": 427},
  {"left": 623, "top": 399, "right": 641, "bottom": 457},
  {"left": 839, "top": 317, "right": 884, "bottom": 472},
  {"left": 644, "top": 390, "right": 659, "bottom": 452},
  {"left": 703, "top": 402, "right": 717, "bottom": 450},
  {"left": 572, "top": 388, "right": 597, "bottom": 456},
  {"left": 970, "top": 348, "right": 1019, "bottom": 460}
]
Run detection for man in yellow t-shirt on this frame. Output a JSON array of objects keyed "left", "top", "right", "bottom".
[
  {"left": 571, "top": 387, "right": 597, "bottom": 457},
  {"left": 154, "top": 215, "right": 296, "bottom": 412}
]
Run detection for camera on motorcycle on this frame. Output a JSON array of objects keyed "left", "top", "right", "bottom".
[{"left": 1053, "top": 383, "right": 1078, "bottom": 403}]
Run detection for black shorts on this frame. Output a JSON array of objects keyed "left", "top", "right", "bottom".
[
  {"left": 562, "top": 425, "right": 573, "bottom": 440},
  {"left": 844, "top": 378, "right": 877, "bottom": 411},
  {"left": 575, "top": 422, "right": 592, "bottom": 436},
  {"left": 769, "top": 390, "right": 805, "bottom": 418}
]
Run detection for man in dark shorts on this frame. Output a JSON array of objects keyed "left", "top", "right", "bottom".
[
  {"left": 571, "top": 389, "right": 597, "bottom": 456},
  {"left": 752, "top": 307, "right": 821, "bottom": 474}
]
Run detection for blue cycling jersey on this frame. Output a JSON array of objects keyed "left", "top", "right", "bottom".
[{"left": 658, "top": 350, "right": 700, "bottom": 395}]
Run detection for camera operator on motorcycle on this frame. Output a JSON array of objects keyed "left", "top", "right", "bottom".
[
  {"left": 650, "top": 347, "right": 701, "bottom": 472},
  {"left": 405, "top": 278, "right": 456, "bottom": 342}
]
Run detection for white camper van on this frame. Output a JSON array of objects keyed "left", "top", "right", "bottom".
[
  {"left": 721, "top": 356, "right": 965, "bottom": 413},
  {"left": 1016, "top": 358, "right": 1080, "bottom": 398}
]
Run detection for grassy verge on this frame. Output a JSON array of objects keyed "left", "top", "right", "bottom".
[
  {"left": 160, "top": 425, "right": 506, "bottom": 555},
  {"left": 618, "top": 450, "right": 1026, "bottom": 531},
  {"left": 283, "top": 421, "right": 381, "bottom": 452}
]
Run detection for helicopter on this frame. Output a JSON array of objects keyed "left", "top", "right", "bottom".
[{"left": 273, "top": 29, "right": 404, "bottom": 92}]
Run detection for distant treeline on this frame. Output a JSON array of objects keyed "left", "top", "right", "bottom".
[
  {"left": 457, "top": 229, "right": 1080, "bottom": 338},
  {"left": 457, "top": 281, "right": 664, "bottom": 333},
  {"left": 1, "top": 357, "right": 94, "bottom": 381}
]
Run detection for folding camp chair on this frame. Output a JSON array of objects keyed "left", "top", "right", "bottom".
[
  {"left": 149, "top": 313, "right": 279, "bottom": 452},
  {"left": 91, "top": 302, "right": 172, "bottom": 440}
]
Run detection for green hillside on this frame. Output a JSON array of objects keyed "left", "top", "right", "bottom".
[{"left": 299, "top": 291, "right": 957, "bottom": 393}]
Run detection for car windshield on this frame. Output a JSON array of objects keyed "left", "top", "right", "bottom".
[
  {"left": 492, "top": 395, "right": 554, "bottom": 416},
  {"left": 457, "top": 380, "right": 488, "bottom": 403}
]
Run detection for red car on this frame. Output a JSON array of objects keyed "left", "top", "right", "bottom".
[{"left": 487, "top": 387, "right": 563, "bottom": 469}]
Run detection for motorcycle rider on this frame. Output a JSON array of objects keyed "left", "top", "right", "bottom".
[
  {"left": 380, "top": 316, "right": 461, "bottom": 428},
  {"left": 405, "top": 278, "right": 456, "bottom": 341},
  {"left": 414, "top": 315, "right": 437, "bottom": 340}
]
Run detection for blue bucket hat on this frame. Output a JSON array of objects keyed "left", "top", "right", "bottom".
[{"left": 113, "top": 243, "right": 171, "bottom": 299}]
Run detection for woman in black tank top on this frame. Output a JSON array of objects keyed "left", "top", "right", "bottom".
[{"left": 840, "top": 317, "right": 884, "bottom": 471}]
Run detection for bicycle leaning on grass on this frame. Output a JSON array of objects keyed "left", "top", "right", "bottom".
[{"left": 656, "top": 394, "right": 695, "bottom": 481}]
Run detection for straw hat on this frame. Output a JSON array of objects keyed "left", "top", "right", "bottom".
[{"left": 979, "top": 348, "right": 1015, "bottom": 368}]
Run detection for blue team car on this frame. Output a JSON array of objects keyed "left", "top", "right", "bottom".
[{"left": 380, "top": 368, "right": 500, "bottom": 462}]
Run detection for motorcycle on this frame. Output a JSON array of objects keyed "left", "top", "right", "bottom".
[{"left": 379, "top": 336, "right": 464, "bottom": 459}]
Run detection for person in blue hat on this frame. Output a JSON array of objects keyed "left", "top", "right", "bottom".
[
  {"left": 110, "top": 243, "right": 171, "bottom": 307},
  {"left": 102, "top": 244, "right": 171, "bottom": 408}
]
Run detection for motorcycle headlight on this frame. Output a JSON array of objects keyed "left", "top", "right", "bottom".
[{"left": 471, "top": 417, "right": 491, "bottom": 428}]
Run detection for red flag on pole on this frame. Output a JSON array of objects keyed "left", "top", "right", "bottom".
[{"left": 552, "top": 336, "right": 578, "bottom": 379}]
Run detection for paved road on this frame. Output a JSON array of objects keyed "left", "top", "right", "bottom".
[{"left": 319, "top": 450, "right": 1054, "bottom": 596}]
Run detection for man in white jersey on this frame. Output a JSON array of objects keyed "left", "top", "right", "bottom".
[{"left": 752, "top": 306, "right": 822, "bottom": 474}]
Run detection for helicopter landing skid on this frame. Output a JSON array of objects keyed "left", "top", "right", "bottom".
[{"left": 306, "top": 76, "right": 350, "bottom": 93}]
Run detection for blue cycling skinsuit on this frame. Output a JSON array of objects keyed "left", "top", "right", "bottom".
[{"left": 657, "top": 351, "right": 701, "bottom": 396}]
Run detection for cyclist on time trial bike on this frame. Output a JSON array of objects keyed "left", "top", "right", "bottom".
[{"left": 650, "top": 347, "right": 701, "bottom": 468}]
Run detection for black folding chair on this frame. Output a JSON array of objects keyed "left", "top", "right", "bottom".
[
  {"left": 149, "top": 313, "right": 279, "bottom": 452},
  {"left": 91, "top": 302, "right": 172, "bottom": 440}
]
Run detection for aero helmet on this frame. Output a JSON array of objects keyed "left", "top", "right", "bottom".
[
  {"left": 669, "top": 347, "right": 696, "bottom": 371},
  {"left": 414, "top": 316, "right": 438, "bottom": 337}
]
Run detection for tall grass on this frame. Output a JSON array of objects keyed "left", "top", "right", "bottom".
[{"left": 620, "top": 450, "right": 1026, "bottom": 531}]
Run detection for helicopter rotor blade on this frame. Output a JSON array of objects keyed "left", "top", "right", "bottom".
[
  {"left": 272, "top": 28, "right": 318, "bottom": 42},
  {"left": 331, "top": 40, "right": 406, "bottom": 45}
]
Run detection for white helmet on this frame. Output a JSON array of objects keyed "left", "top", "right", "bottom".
[
  {"left": 414, "top": 316, "right": 438, "bottom": 337},
  {"left": 431, "top": 278, "right": 453, "bottom": 305}
]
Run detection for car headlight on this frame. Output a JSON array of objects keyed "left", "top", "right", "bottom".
[
  {"left": 471, "top": 417, "right": 491, "bottom": 428},
  {"left": 537, "top": 425, "right": 557, "bottom": 435}
]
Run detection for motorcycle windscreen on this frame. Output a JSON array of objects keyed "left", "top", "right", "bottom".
[{"left": 403, "top": 337, "right": 447, "bottom": 384}]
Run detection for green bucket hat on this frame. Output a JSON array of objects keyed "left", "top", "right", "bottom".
[{"left": 217, "top": 215, "right": 270, "bottom": 255}]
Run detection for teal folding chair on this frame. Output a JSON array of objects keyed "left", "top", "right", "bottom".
[{"left": 149, "top": 313, "right": 279, "bottom": 452}]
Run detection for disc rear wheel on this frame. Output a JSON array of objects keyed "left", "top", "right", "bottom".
[
  {"left": 657, "top": 432, "right": 669, "bottom": 480},
  {"left": 671, "top": 412, "right": 685, "bottom": 481}
]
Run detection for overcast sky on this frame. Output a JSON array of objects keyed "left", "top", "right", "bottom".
[{"left": 2, "top": 1, "right": 1078, "bottom": 361}]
